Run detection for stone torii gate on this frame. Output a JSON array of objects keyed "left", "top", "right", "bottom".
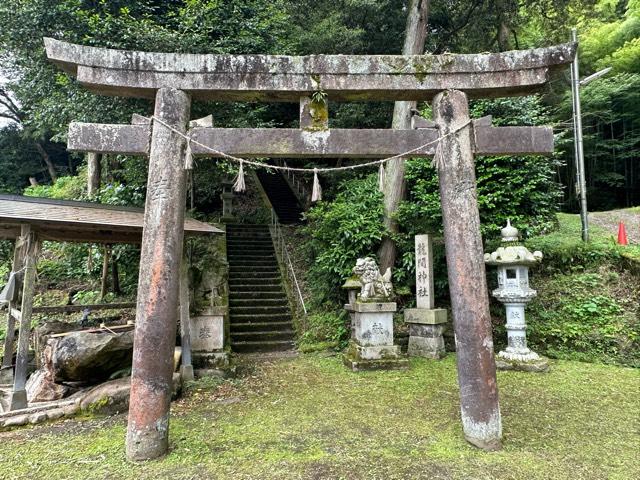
[{"left": 45, "top": 38, "right": 575, "bottom": 460}]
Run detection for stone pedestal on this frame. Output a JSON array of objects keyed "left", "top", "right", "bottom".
[
  {"left": 404, "top": 308, "right": 447, "bottom": 359},
  {"left": 220, "top": 191, "right": 235, "bottom": 222},
  {"left": 342, "top": 302, "right": 408, "bottom": 371},
  {"left": 190, "top": 306, "right": 230, "bottom": 375}
]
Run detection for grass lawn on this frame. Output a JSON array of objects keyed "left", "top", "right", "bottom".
[{"left": 0, "top": 354, "right": 638, "bottom": 480}]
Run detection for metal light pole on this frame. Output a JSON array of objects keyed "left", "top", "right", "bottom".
[{"left": 570, "top": 28, "right": 612, "bottom": 242}]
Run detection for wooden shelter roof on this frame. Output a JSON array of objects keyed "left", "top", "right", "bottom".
[{"left": 0, "top": 195, "right": 221, "bottom": 244}]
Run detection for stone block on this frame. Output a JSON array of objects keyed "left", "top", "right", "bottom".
[
  {"left": 191, "top": 314, "right": 224, "bottom": 352},
  {"left": 408, "top": 336, "right": 445, "bottom": 359},
  {"left": 192, "top": 351, "right": 230, "bottom": 370},
  {"left": 404, "top": 308, "right": 447, "bottom": 325},
  {"left": 495, "top": 355, "right": 550, "bottom": 373},
  {"left": 342, "top": 354, "right": 409, "bottom": 372},
  {"left": 409, "top": 323, "right": 446, "bottom": 337},
  {"left": 353, "top": 311, "right": 394, "bottom": 347},
  {"left": 349, "top": 344, "right": 402, "bottom": 361},
  {"left": 352, "top": 302, "right": 396, "bottom": 313}
]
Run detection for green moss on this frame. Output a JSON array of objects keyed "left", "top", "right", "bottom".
[
  {"left": 412, "top": 57, "right": 432, "bottom": 83},
  {"left": 85, "top": 396, "right": 111, "bottom": 415},
  {"left": 1, "top": 355, "right": 638, "bottom": 479}
]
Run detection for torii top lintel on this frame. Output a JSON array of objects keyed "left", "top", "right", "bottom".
[{"left": 44, "top": 38, "right": 576, "bottom": 102}]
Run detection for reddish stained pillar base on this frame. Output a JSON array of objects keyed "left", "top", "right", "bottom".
[
  {"left": 432, "top": 89, "right": 503, "bottom": 451},
  {"left": 126, "top": 88, "right": 190, "bottom": 461}
]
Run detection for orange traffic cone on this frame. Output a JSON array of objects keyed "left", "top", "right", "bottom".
[{"left": 617, "top": 221, "right": 628, "bottom": 246}]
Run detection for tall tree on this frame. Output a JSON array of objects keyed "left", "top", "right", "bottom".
[{"left": 378, "top": 0, "right": 429, "bottom": 272}]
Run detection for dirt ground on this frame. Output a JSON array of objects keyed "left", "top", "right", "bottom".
[{"left": 589, "top": 208, "right": 639, "bottom": 244}]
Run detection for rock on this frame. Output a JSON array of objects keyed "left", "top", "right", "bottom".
[
  {"left": 3, "top": 414, "right": 28, "bottom": 427},
  {"left": 29, "top": 412, "right": 48, "bottom": 424},
  {"left": 80, "top": 377, "right": 131, "bottom": 415},
  {"left": 46, "top": 409, "right": 65, "bottom": 420},
  {"left": 80, "top": 373, "right": 182, "bottom": 415},
  {"left": 26, "top": 368, "right": 69, "bottom": 403},
  {"left": 35, "top": 321, "right": 76, "bottom": 357},
  {"left": 51, "top": 330, "right": 134, "bottom": 383}
]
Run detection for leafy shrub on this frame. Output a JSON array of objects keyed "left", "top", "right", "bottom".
[
  {"left": 24, "top": 174, "right": 86, "bottom": 200},
  {"left": 298, "top": 310, "right": 350, "bottom": 352},
  {"left": 304, "top": 173, "right": 385, "bottom": 304},
  {"left": 527, "top": 271, "right": 640, "bottom": 366}
]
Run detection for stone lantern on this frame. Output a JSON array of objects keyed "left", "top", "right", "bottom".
[
  {"left": 220, "top": 180, "right": 235, "bottom": 222},
  {"left": 342, "top": 276, "right": 361, "bottom": 339},
  {"left": 484, "top": 221, "right": 548, "bottom": 372}
]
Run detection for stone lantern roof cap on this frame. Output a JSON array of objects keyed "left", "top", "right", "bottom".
[
  {"left": 342, "top": 276, "right": 361, "bottom": 289},
  {"left": 484, "top": 221, "right": 543, "bottom": 266},
  {"left": 501, "top": 219, "right": 519, "bottom": 242}
]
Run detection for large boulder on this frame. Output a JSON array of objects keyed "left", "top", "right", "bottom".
[
  {"left": 25, "top": 368, "right": 69, "bottom": 403},
  {"left": 26, "top": 329, "right": 134, "bottom": 403},
  {"left": 51, "top": 329, "right": 134, "bottom": 383}
]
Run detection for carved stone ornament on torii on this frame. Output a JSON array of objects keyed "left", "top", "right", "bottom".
[{"left": 44, "top": 37, "right": 575, "bottom": 460}]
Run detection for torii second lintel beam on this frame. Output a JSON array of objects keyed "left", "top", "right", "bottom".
[
  {"left": 44, "top": 38, "right": 576, "bottom": 102},
  {"left": 67, "top": 122, "right": 554, "bottom": 158}
]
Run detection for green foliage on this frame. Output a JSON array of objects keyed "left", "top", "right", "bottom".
[
  {"left": 303, "top": 174, "right": 385, "bottom": 303},
  {"left": 24, "top": 174, "right": 86, "bottom": 200},
  {"left": 298, "top": 310, "right": 349, "bottom": 352},
  {"left": 528, "top": 271, "right": 639, "bottom": 366}
]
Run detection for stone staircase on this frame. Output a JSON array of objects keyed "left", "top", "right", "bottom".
[
  {"left": 226, "top": 224, "right": 296, "bottom": 353},
  {"left": 255, "top": 170, "right": 304, "bottom": 224}
]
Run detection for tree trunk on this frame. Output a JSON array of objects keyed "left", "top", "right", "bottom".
[
  {"left": 35, "top": 141, "right": 57, "bottom": 183},
  {"left": 378, "top": 0, "right": 429, "bottom": 272},
  {"left": 87, "top": 152, "right": 102, "bottom": 196},
  {"left": 100, "top": 245, "right": 110, "bottom": 300},
  {"left": 111, "top": 249, "right": 121, "bottom": 295}
]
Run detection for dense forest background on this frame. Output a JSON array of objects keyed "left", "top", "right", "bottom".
[{"left": 0, "top": 0, "right": 637, "bottom": 301}]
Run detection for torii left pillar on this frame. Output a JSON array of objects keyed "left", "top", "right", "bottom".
[{"left": 126, "top": 88, "right": 190, "bottom": 461}]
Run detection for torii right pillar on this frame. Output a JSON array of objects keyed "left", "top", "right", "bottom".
[{"left": 433, "top": 89, "right": 502, "bottom": 451}]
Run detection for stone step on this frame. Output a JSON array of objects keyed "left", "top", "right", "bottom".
[
  {"left": 227, "top": 230, "right": 271, "bottom": 240},
  {"left": 228, "top": 290, "right": 286, "bottom": 299},
  {"left": 228, "top": 278, "right": 282, "bottom": 285},
  {"left": 231, "top": 340, "right": 295, "bottom": 353},
  {"left": 229, "top": 305, "right": 290, "bottom": 315},
  {"left": 230, "top": 330, "right": 295, "bottom": 342},
  {"left": 229, "top": 263, "right": 279, "bottom": 269},
  {"left": 228, "top": 259, "right": 279, "bottom": 267},
  {"left": 227, "top": 247, "right": 275, "bottom": 254},
  {"left": 230, "top": 321, "right": 293, "bottom": 332},
  {"left": 229, "top": 271, "right": 280, "bottom": 278},
  {"left": 230, "top": 313, "right": 293, "bottom": 323},
  {"left": 226, "top": 235, "right": 272, "bottom": 240},
  {"left": 228, "top": 280, "right": 282, "bottom": 287},
  {"left": 227, "top": 253, "right": 277, "bottom": 260},
  {"left": 229, "top": 298, "right": 288, "bottom": 307},
  {"left": 227, "top": 238, "right": 273, "bottom": 248}
]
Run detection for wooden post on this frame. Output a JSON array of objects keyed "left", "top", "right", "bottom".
[
  {"left": 87, "top": 152, "right": 102, "bottom": 196},
  {"left": 179, "top": 250, "right": 194, "bottom": 382},
  {"left": 126, "top": 88, "right": 190, "bottom": 461},
  {"left": 432, "top": 89, "right": 502, "bottom": 451},
  {"left": 0, "top": 237, "right": 26, "bottom": 385},
  {"left": 9, "top": 227, "right": 39, "bottom": 410},
  {"left": 111, "top": 248, "right": 121, "bottom": 295},
  {"left": 100, "top": 244, "right": 110, "bottom": 300}
]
